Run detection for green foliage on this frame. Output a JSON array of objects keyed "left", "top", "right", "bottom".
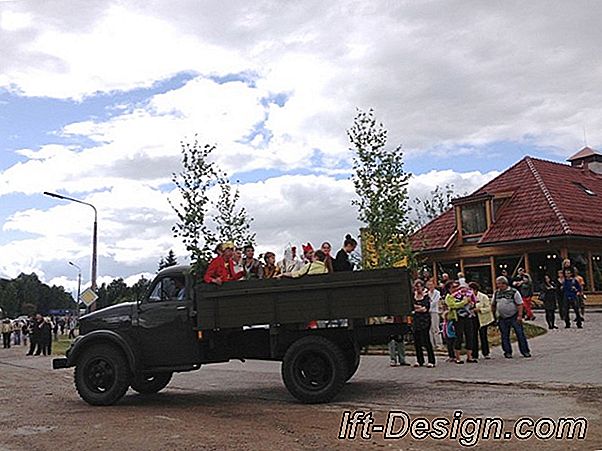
[
  {"left": 413, "top": 184, "right": 457, "bottom": 227},
  {"left": 211, "top": 178, "right": 256, "bottom": 248},
  {"left": 96, "top": 276, "right": 151, "bottom": 309},
  {"left": 169, "top": 137, "right": 221, "bottom": 266},
  {"left": 348, "top": 109, "right": 413, "bottom": 268},
  {"left": 158, "top": 249, "right": 178, "bottom": 272},
  {"left": 169, "top": 136, "right": 256, "bottom": 275},
  {"left": 0, "top": 273, "right": 73, "bottom": 317}
]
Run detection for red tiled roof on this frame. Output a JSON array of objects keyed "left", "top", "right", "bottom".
[
  {"left": 410, "top": 208, "right": 457, "bottom": 252},
  {"left": 411, "top": 156, "right": 602, "bottom": 251}
]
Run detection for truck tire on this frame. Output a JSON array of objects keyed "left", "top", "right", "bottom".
[
  {"left": 344, "top": 346, "right": 361, "bottom": 382},
  {"left": 74, "top": 343, "right": 131, "bottom": 406},
  {"left": 131, "top": 372, "right": 173, "bottom": 395},
  {"left": 281, "top": 336, "right": 348, "bottom": 404}
]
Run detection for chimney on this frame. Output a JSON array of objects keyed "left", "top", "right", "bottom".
[{"left": 567, "top": 146, "right": 602, "bottom": 174}]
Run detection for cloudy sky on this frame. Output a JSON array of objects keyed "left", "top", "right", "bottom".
[{"left": 1, "top": 0, "right": 600, "bottom": 295}]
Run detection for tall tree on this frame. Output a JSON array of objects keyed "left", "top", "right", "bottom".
[
  {"left": 211, "top": 177, "right": 256, "bottom": 248},
  {"left": 348, "top": 109, "right": 413, "bottom": 268},
  {"left": 169, "top": 137, "right": 256, "bottom": 273},
  {"left": 169, "top": 137, "right": 221, "bottom": 268}
]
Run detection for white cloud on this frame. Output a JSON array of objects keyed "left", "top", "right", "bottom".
[{"left": 2, "top": 0, "right": 596, "bottom": 288}]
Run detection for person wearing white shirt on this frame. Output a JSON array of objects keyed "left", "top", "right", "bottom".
[{"left": 426, "top": 279, "right": 442, "bottom": 348}]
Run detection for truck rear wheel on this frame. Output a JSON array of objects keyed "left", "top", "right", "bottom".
[
  {"left": 281, "top": 336, "right": 348, "bottom": 404},
  {"left": 131, "top": 372, "right": 173, "bottom": 394},
  {"left": 74, "top": 344, "right": 131, "bottom": 406}
]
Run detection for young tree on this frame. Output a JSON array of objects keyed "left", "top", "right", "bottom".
[
  {"left": 169, "top": 137, "right": 221, "bottom": 268},
  {"left": 211, "top": 177, "right": 256, "bottom": 248},
  {"left": 348, "top": 109, "right": 413, "bottom": 269},
  {"left": 413, "top": 184, "right": 457, "bottom": 227}
]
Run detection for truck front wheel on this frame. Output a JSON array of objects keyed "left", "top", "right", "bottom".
[
  {"left": 131, "top": 372, "right": 173, "bottom": 395},
  {"left": 74, "top": 344, "right": 131, "bottom": 406},
  {"left": 282, "top": 336, "right": 348, "bottom": 404}
]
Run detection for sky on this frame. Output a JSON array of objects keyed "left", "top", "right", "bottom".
[{"left": 1, "top": 0, "right": 601, "bottom": 297}]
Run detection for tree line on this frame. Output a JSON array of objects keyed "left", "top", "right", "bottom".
[{"left": 0, "top": 273, "right": 74, "bottom": 318}]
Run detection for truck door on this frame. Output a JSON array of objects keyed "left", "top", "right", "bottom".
[{"left": 134, "top": 274, "right": 199, "bottom": 368}]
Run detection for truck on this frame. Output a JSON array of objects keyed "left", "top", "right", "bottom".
[{"left": 53, "top": 265, "right": 411, "bottom": 406}]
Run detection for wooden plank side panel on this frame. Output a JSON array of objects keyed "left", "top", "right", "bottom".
[{"left": 194, "top": 268, "right": 411, "bottom": 329}]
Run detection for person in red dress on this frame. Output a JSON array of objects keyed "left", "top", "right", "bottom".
[{"left": 203, "top": 242, "right": 245, "bottom": 285}]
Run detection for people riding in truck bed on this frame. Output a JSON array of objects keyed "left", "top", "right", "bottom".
[{"left": 204, "top": 241, "right": 245, "bottom": 285}]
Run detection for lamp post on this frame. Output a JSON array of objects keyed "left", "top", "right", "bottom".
[
  {"left": 69, "top": 261, "right": 81, "bottom": 317},
  {"left": 44, "top": 192, "right": 98, "bottom": 308}
]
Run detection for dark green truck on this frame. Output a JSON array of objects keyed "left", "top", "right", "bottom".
[{"left": 53, "top": 265, "right": 411, "bottom": 405}]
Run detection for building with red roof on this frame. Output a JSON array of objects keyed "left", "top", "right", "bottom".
[{"left": 411, "top": 147, "right": 602, "bottom": 296}]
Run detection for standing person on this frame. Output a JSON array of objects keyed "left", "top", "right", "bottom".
[
  {"left": 574, "top": 269, "right": 586, "bottom": 321},
  {"left": 513, "top": 268, "right": 535, "bottom": 321},
  {"left": 12, "top": 320, "right": 21, "bottom": 346},
  {"left": 277, "top": 245, "right": 302, "bottom": 274},
  {"left": 40, "top": 317, "right": 52, "bottom": 356},
  {"left": 412, "top": 280, "right": 435, "bottom": 368},
  {"left": 26, "top": 315, "right": 40, "bottom": 356},
  {"left": 556, "top": 270, "right": 567, "bottom": 324},
  {"left": 426, "top": 279, "right": 442, "bottom": 349},
  {"left": 388, "top": 317, "right": 410, "bottom": 367},
  {"left": 203, "top": 242, "right": 245, "bottom": 285},
  {"left": 541, "top": 274, "right": 558, "bottom": 329},
  {"left": 52, "top": 317, "right": 59, "bottom": 341},
  {"left": 457, "top": 272, "right": 467, "bottom": 287},
  {"left": 333, "top": 234, "right": 357, "bottom": 272},
  {"left": 1, "top": 319, "right": 12, "bottom": 349},
  {"left": 563, "top": 270, "right": 583, "bottom": 329},
  {"left": 262, "top": 252, "right": 281, "bottom": 279},
  {"left": 445, "top": 281, "right": 477, "bottom": 364},
  {"left": 21, "top": 321, "right": 29, "bottom": 347},
  {"left": 320, "top": 242, "right": 334, "bottom": 273},
  {"left": 491, "top": 276, "right": 531, "bottom": 359},
  {"left": 470, "top": 282, "right": 493, "bottom": 360},
  {"left": 439, "top": 273, "right": 451, "bottom": 295},
  {"left": 243, "top": 245, "right": 263, "bottom": 280}
]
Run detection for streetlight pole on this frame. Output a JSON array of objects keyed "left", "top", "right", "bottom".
[
  {"left": 44, "top": 192, "right": 98, "bottom": 308},
  {"left": 69, "top": 261, "right": 81, "bottom": 318}
]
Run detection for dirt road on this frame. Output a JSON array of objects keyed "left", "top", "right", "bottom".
[{"left": 1, "top": 314, "right": 600, "bottom": 450}]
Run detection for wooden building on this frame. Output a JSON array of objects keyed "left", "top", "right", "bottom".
[{"left": 410, "top": 147, "right": 602, "bottom": 301}]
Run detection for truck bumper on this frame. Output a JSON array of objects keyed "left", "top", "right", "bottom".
[{"left": 52, "top": 358, "right": 69, "bottom": 369}]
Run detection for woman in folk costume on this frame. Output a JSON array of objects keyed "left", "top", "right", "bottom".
[
  {"left": 302, "top": 243, "right": 314, "bottom": 265},
  {"left": 277, "top": 244, "right": 303, "bottom": 274}
]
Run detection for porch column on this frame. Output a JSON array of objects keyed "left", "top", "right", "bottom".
[
  {"left": 587, "top": 251, "right": 595, "bottom": 292},
  {"left": 524, "top": 252, "right": 530, "bottom": 274},
  {"left": 490, "top": 256, "right": 496, "bottom": 292}
]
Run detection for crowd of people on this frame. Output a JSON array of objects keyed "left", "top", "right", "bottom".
[
  {"left": 202, "top": 234, "right": 359, "bottom": 285},
  {"left": 0, "top": 314, "right": 78, "bottom": 355},
  {"left": 389, "top": 257, "right": 586, "bottom": 368}
]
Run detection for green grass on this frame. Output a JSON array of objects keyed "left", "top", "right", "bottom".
[{"left": 52, "top": 336, "right": 74, "bottom": 356}]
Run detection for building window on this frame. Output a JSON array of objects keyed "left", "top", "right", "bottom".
[
  {"left": 592, "top": 255, "right": 602, "bottom": 291},
  {"left": 569, "top": 253, "right": 589, "bottom": 289},
  {"left": 528, "top": 252, "right": 561, "bottom": 291},
  {"left": 461, "top": 202, "right": 487, "bottom": 237},
  {"left": 573, "top": 182, "right": 596, "bottom": 196}
]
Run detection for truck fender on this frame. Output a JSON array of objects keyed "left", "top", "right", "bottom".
[{"left": 67, "top": 330, "right": 138, "bottom": 374}]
